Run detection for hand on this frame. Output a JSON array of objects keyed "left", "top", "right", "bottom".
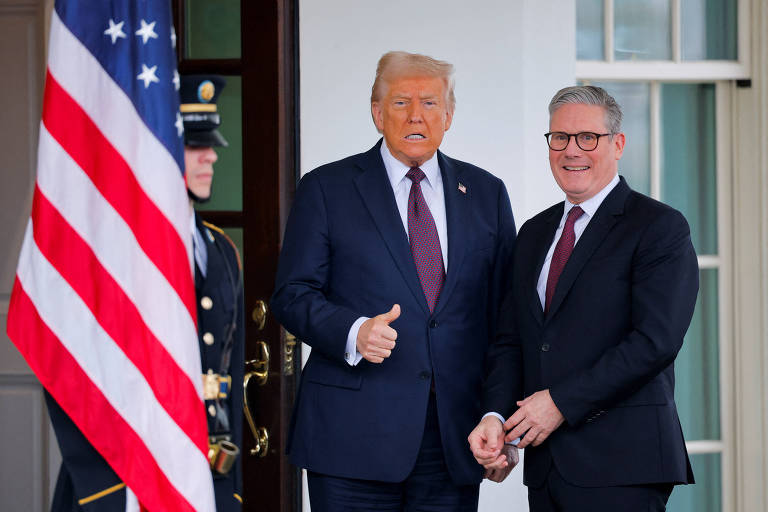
[
  {"left": 504, "top": 389, "right": 564, "bottom": 448},
  {"left": 468, "top": 416, "right": 506, "bottom": 469},
  {"left": 484, "top": 444, "right": 519, "bottom": 482},
  {"left": 356, "top": 304, "right": 400, "bottom": 363}
]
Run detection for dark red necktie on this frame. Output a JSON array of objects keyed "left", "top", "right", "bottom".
[
  {"left": 407, "top": 167, "right": 445, "bottom": 312},
  {"left": 545, "top": 206, "right": 584, "bottom": 312}
]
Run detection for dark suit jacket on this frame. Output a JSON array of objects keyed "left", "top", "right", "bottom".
[
  {"left": 483, "top": 177, "right": 698, "bottom": 488},
  {"left": 44, "top": 216, "right": 244, "bottom": 512},
  {"left": 271, "top": 140, "right": 516, "bottom": 484}
]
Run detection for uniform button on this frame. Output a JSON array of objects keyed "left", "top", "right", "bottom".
[
  {"left": 201, "top": 296, "right": 213, "bottom": 310},
  {"left": 541, "top": 343, "right": 550, "bottom": 352},
  {"left": 208, "top": 404, "right": 216, "bottom": 417},
  {"left": 419, "top": 371, "right": 431, "bottom": 380},
  {"left": 203, "top": 332, "right": 214, "bottom": 345},
  {"left": 429, "top": 320, "right": 438, "bottom": 328}
]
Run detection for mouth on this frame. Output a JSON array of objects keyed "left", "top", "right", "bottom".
[
  {"left": 404, "top": 134, "right": 426, "bottom": 141},
  {"left": 563, "top": 166, "right": 589, "bottom": 172}
]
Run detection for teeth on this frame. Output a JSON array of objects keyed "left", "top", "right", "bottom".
[
  {"left": 405, "top": 134, "right": 425, "bottom": 140},
  {"left": 565, "top": 166, "right": 588, "bottom": 171}
]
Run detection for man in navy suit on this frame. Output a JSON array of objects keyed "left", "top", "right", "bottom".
[
  {"left": 469, "top": 85, "right": 698, "bottom": 511},
  {"left": 271, "top": 51, "right": 517, "bottom": 510}
]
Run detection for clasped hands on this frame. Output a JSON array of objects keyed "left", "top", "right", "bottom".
[{"left": 467, "top": 389, "right": 565, "bottom": 482}]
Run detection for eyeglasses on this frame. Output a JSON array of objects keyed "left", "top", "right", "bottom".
[{"left": 544, "top": 131, "right": 613, "bottom": 151}]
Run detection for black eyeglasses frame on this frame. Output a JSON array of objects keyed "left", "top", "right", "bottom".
[{"left": 544, "top": 131, "right": 613, "bottom": 152}]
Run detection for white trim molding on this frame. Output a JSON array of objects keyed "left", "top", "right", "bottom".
[{"left": 729, "top": 1, "right": 768, "bottom": 511}]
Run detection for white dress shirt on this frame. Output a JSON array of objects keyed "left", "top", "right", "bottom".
[
  {"left": 344, "top": 142, "right": 449, "bottom": 365},
  {"left": 535, "top": 174, "right": 619, "bottom": 308}
]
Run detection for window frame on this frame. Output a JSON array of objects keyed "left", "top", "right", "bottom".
[{"left": 575, "top": 0, "right": 750, "bottom": 81}]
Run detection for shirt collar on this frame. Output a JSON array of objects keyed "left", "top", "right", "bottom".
[
  {"left": 380, "top": 140, "right": 440, "bottom": 189},
  {"left": 564, "top": 173, "right": 620, "bottom": 220}
]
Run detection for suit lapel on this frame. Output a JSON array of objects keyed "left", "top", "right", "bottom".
[
  {"left": 353, "top": 141, "right": 430, "bottom": 315},
  {"left": 527, "top": 206, "right": 562, "bottom": 325},
  {"left": 545, "top": 178, "right": 630, "bottom": 319},
  {"left": 433, "top": 152, "right": 468, "bottom": 317}
]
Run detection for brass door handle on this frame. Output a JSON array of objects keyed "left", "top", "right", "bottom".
[
  {"left": 243, "top": 341, "right": 270, "bottom": 457},
  {"left": 245, "top": 341, "right": 270, "bottom": 386}
]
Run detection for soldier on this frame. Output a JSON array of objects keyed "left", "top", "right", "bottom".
[
  {"left": 182, "top": 74, "right": 245, "bottom": 511},
  {"left": 43, "top": 74, "right": 245, "bottom": 511}
]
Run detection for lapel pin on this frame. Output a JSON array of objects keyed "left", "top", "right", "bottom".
[{"left": 458, "top": 182, "right": 466, "bottom": 194}]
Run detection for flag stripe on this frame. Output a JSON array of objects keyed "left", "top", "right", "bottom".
[
  {"left": 41, "top": 70, "right": 195, "bottom": 321},
  {"left": 15, "top": 225, "right": 213, "bottom": 509},
  {"left": 7, "top": 280, "right": 197, "bottom": 512},
  {"left": 30, "top": 185, "right": 206, "bottom": 451},
  {"left": 47, "top": 12, "right": 190, "bottom": 247},
  {"left": 35, "top": 125, "right": 202, "bottom": 396}
]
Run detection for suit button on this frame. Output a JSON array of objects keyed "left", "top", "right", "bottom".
[
  {"left": 200, "top": 296, "right": 213, "bottom": 310},
  {"left": 429, "top": 320, "right": 438, "bottom": 328},
  {"left": 541, "top": 343, "right": 550, "bottom": 352},
  {"left": 419, "top": 371, "right": 431, "bottom": 380},
  {"left": 203, "top": 332, "right": 214, "bottom": 345}
]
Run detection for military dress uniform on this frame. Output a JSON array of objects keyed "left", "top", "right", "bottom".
[{"left": 194, "top": 213, "right": 245, "bottom": 511}]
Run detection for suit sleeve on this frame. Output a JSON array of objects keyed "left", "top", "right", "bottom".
[
  {"left": 549, "top": 209, "right": 699, "bottom": 426},
  {"left": 480, "top": 181, "right": 520, "bottom": 418},
  {"left": 270, "top": 172, "right": 361, "bottom": 362}
]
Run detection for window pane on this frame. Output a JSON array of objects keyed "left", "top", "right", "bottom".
[
  {"left": 185, "top": 0, "right": 241, "bottom": 59},
  {"left": 196, "top": 76, "right": 242, "bottom": 212},
  {"left": 615, "top": 0, "right": 672, "bottom": 60},
  {"left": 591, "top": 81, "right": 650, "bottom": 194},
  {"left": 682, "top": 0, "right": 737, "bottom": 60},
  {"left": 577, "top": 0, "right": 604, "bottom": 60},
  {"left": 660, "top": 83, "right": 717, "bottom": 254},
  {"left": 667, "top": 453, "right": 721, "bottom": 511},
  {"left": 676, "top": 269, "right": 720, "bottom": 440}
]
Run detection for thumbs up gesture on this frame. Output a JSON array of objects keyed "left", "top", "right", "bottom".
[{"left": 356, "top": 304, "right": 400, "bottom": 364}]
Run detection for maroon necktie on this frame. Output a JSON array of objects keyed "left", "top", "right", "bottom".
[
  {"left": 406, "top": 167, "right": 445, "bottom": 312},
  {"left": 545, "top": 206, "right": 584, "bottom": 312}
]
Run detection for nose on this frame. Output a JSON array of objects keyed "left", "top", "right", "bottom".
[
  {"left": 202, "top": 147, "right": 218, "bottom": 163},
  {"left": 563, "top": 135, "right": 582, "bottom": 157},
  {"left": 407, "top": 103, "right": 424, "bottom": 123}
]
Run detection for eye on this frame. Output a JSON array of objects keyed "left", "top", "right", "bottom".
[
  {"left": 553, "top": 133, "right": 568, "bottom": 142},
  {"left": 579, "top": 132, "right": 596, "bottom": 141}
]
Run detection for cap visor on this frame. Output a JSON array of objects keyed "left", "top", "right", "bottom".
[{"left": 184, "top": 129, "right": 229, "bottom": 148}]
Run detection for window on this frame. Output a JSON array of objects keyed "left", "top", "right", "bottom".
[{"left": 577, "top": 1, "right": 745, "bottom": 510}]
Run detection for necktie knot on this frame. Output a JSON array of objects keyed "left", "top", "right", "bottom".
[
  {"left": 565, "top": 205, "right": 584, "bottom": 227},
  {"left": 406, "top": 167, "right": 426, "bottom": 184}
]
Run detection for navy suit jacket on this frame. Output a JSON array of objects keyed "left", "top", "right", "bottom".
[
  {"left": 483, "top": 177, "right": 698, "bottom": 488},
  {"left": 271, "top": 140, "right": 516, "bottom": 484}
]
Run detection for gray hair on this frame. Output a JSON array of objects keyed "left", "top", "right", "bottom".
[
  {"left": 371, "top": 51, "right": 456, "bottom": 112},
  {"left": 548, "top": 85, "right": 622, "bottom": 134}
]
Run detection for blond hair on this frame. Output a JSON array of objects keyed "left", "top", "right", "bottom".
[{"left": 371, "top": 51, "right": 456, "bottom": 112}]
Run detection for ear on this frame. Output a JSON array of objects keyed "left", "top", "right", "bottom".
[
  {"left": 371, "top": 102, "right": 384, "bottom": 133},
  {"left": 444, "top": 107, "right": 454, "bottom": 132},
  {"left": 613, "top": 132, "right": 626, "bottom": 160}
]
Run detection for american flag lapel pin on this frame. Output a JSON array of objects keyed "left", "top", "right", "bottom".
[{"left": 458, "top": 182, "right": 467, "bottom": 194}]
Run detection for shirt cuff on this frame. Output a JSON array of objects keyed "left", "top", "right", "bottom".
[
  {"left": 482, "top": 412, "right": 520, "bottom": 446},
  {"left": 344, "top": 317, "right": 368, "bottom": 366}
]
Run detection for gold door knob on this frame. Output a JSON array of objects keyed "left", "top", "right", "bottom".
[{"left": 251, "top": 300, "right": 268, "bottom": 330}]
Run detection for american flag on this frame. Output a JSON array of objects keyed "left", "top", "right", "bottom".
[{"left": 6, "top": 1, "right": 215, "bottom": 510}]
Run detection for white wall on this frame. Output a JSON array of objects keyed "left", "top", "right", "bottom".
[{"left": 299, "top": 1, "right": 575, "bottom": 509}]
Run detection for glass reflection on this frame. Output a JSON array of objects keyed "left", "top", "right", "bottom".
[{"left": 615, "top": 0, "right": 672, "bottom": 60}]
